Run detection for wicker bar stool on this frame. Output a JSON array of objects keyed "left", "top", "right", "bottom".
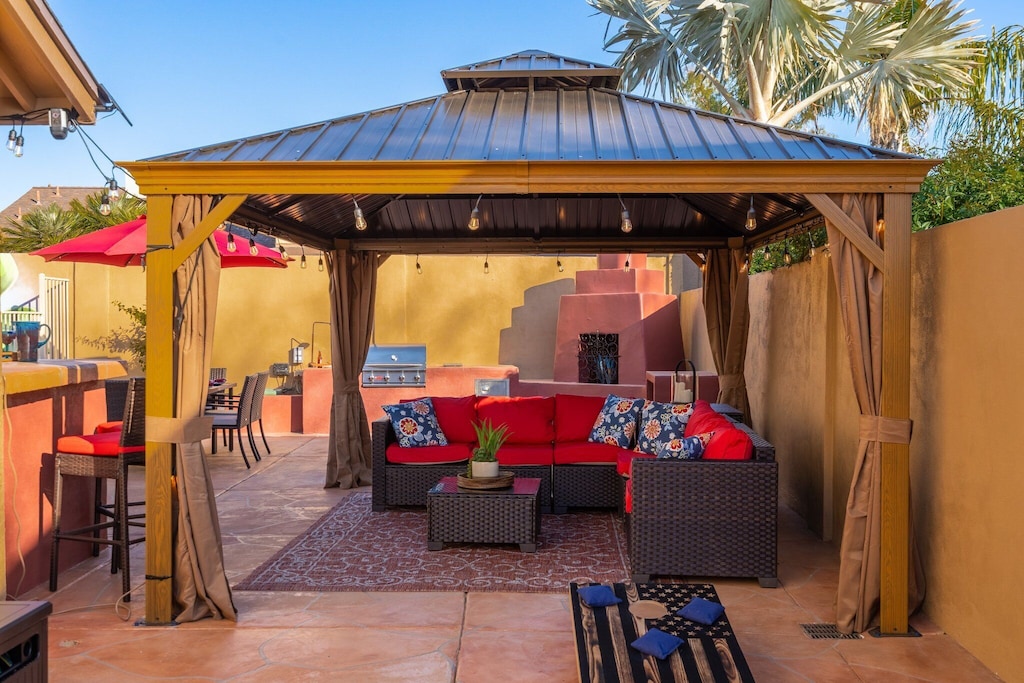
[{"left": 49, "top": 377, "right": 146, "bottom": 601}]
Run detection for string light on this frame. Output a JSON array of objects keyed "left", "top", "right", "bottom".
[
  {"left": 13, "top": 134, "right": 24, "bottom": 157},
  {"left": 808, "top": 230, "right": 817, "bottom": 257},
  {"left": 300, "top": 245, "right": 307, "bottom": 269},
  {"left": 468, "top": 195, "right": 482, "bottom": 231},
  {"left": 741, "top": 250, "right": 750, "bottom": 273},
  {"left": 875, "top": 217, "right": 885, "bottom": 247},
  {"left": 107, "top": 177, "right": 120, "bottom": 202},
  {"left": 99, "top": 194, "right": 111, "bottom": 216},
  {"left": 6, "top": 128, "right": 15, "bottom": 152},
  {"left": 699, "top": 252, "right": 707, "bottom": 273},
  {"left": 415, "top": 255, "right": 422, "bottom": 274},
  {"left": 618, "top": 195, "right": 633, "bottom": 233},
  {"left": 783, "top": 243, "right": 792, "bottom": 266},
  {"left": 624, "top": 252, "right": 631, "bottom": 272},
  {"left": 483, "top": 254, "right": 490, "bottom": 274},
  {"left": 353, "top": 198, "right": 367, "bottom": 231},
  {"left": 556, "top": 253, "right": 564, "bottom": 272},
  {"left": 745, "top": 195, "right": 757, "bottom": 231},
  {"left": 248, "top": 229, "right": 259, "bottom": 256},
  {"left": 278, "top": 240, "right": 288, "bottom": 260},
  {"left": 227, "top": 232, "right": 237, "bottom": 253},
  {"left": 318, "top": 252, "right": 325, "bottom": 272}
]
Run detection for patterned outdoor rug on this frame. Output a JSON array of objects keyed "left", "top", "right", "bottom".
[{"left": 234, "top": 492, "right": 630, "bottom": 592}]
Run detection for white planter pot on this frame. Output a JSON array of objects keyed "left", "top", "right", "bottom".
[{"left": 471, "top": 460, "right": 500, "bottom": 478}]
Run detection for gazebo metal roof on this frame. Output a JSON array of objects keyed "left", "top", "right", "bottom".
[{"left": 141, "top": 50, "right": 925, "bottom": 254}]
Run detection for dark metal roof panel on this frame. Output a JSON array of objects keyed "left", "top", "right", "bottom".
[{"left": 146, "top": 85, "right": 919, "bottom": 164}]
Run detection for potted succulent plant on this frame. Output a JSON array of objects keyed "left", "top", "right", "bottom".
[{"left": 468, "top": 418, "right": 509, "bottom": 478}]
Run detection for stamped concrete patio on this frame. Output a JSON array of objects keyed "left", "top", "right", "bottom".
[{"left": 28, "top": 436, "right": 999, "bottom": 681}]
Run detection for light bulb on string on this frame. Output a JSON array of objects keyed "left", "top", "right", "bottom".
[
  {"left": 618, "top": 195, "right": 633, "bottom": 233},
  {"left": 227, "top": 233, "right": 237, "bottom": 253},
  {"left": 808, "top": 230, "right": 817, "bottom": 257},
  {"left": 13, "top": 135, "right": 24, "bottom": 157},
  {"left": 278, "top": 240, "right": 288, "bottom": 260},
  {"left": 483, "top": 254, "right": 490, "bottom": 274},
  {"left": 745, "top": 195, "right": 757, "bottom": 231},
  {"left": 783, "top": 243, "right": 792, "bottom": 266},
  {"left": 741, "top": 251, "right": 750, "bottom": 273},
  {"left": 249, "top": 236, "right": 259, "bottom": 256},
  {"left": 623, "top": 253, "right": 631, "bottom": 272},
  {"left": 699, "top": 253, "right": 707, "bottom": 273},
  {"left": 99, "top": 194, "right": 111, "bottom": 216},
  {"left": 107, "top": 178, "right": 120, "bottom": 202},
  {"left": 318, "top": 252, "right": 324, "bottom": 272},
  {"left": 300, "top": 245, "right": 307, "bottom": 269},
  {"left": 6, "top": 129, "right": 16, "bottom": 152},
  {"left": 467, "top": 195, "right": 482, "bottom": 231},
  {"left": 415, "top": 255, "right": 422, "bottom": 275},
  {"left": 353, "top": 199, "right": 367, "bottom": 231},
  {"left": 556, "top": 254, "right": 564, "bottom": 272}
]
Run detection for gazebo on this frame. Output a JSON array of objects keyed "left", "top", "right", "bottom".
[{"left": 121, "top": 50, "right": 936, "bottom": 633}]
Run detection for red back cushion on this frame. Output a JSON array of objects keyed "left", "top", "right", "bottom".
[
  {"left": 554, "top": 394, "right": 606, "bottom": 442},
  {"left": 476, "top": 396, "right": 555, "bottom": 444},
  {"left": 430, "top": 396, "right": 479, "bottom": 443},
  {"left": 702, "top": 428, "right": 754, "bottom": 460}
]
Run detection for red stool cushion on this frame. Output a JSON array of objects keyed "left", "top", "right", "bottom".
[
  {"left": 94, "top": 421, "right": 124, "bottom": 434},
  {"left": 57, "top": 432, "right": 145, "bottom": 457}
]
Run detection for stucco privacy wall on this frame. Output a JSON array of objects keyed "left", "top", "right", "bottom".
[
  {"left": 5, "top": 252, "right": 664, "bottom": 382},
  {"left": 726, "top": 205, "right": 1024, "bottom": 682}
]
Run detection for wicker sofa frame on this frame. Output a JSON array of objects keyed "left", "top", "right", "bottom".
[{"left": 625, "top": 422, "right": 778, "bottom": 587}]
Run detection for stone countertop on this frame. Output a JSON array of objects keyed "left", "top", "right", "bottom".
[{"left": 1, "top": 358, "right": 128, "bottom": 395}]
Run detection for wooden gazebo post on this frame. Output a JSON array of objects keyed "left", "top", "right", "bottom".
[{"left": 879, "top": 192, "right": 912, "bottom": 634}]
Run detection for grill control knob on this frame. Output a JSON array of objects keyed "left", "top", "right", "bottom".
[{"left": 399, "top": 372, "right": 406, "bottom": 383}]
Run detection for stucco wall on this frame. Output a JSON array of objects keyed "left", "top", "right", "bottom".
[
  {"left": 737, "top": 205, "right": 1024, "bottom": 682},
  {"left": 4, "top": 252, "right": 671, "bottom": 384}
]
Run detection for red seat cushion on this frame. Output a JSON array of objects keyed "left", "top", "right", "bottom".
[
  {"left": 93, "top": 421, "right": 123, "bottom": 434},
  {"left": 554, "top": 394, "right": 606, "bottom": 443},
  {"left": 57, "top": 432, "right": 144, "bottom": 457},
  {"left": 495, "top": 444, "right": 553, "bottom": 466},
  {"left": 554, "top": 442, "right": 628, "bottom": 465},
  {"left": 616, "top": 450, "right": 655, "bottom": 476},
  {"left": 476, "top": 396, "right": 555, "bottom": 444},
  {"left": 385, "top": 442, "right": 471, "bottom": 464}
]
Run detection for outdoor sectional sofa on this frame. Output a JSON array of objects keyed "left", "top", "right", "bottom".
[{"left": 371, "top": 395, "right": 778, "bottom": 585}]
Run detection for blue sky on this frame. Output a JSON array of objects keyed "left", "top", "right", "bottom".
[{"left": 1, "top": 0, "right": 1021, "bottom": 210}]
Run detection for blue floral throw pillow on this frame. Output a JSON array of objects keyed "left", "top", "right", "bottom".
[
  {"left": 656, "top": 431, "right": 714, "bottom": 460},
  {"left": 382, "top": 398, "right": 448, "bottom": 447},
  {"left": 636, "top": 400, "right": 694, "bottom": 456},
  {"left": 588, "top": 395, "right": 644, "bottom": 448}
]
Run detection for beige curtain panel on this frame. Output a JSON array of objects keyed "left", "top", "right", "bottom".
[
  {"left": 169, "top": 194, "right": 236, "bottom": 622},
  {"left": 825, "top": 192, "right": 923, "bottom": 634},
  {"left": 324, "top": 249, "right": 380, "bottom": 489},
  {"left": 702, "top": 247, "right": 752, "bottom": 423}
]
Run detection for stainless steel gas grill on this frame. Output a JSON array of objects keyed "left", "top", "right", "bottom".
[{"left": 361, "top": 344, "right": 427, "bottom": 387}]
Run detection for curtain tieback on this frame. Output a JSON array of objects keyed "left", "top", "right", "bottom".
[
  {"left": 338, "top": 380, "right": 361, "bottom": 393},
  {"left": 146, "top": 416, "right": 214, "bottom": 444},
  {"left": 858, "top": 415, "right": 912, "bottom": 445},
  {"left": 718, "top": 374, "right": 745, "bottom": 391}
]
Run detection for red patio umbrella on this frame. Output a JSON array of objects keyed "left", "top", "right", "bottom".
[{"left": 31, "top": 215, "right": 289, "bottom": 268}]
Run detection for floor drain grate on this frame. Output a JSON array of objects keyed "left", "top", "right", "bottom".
[{"left": 801, "top": 623, "right": 863, "bottom": 640}]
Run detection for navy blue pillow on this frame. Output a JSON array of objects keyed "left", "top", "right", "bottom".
[
  {"left": 382, "top": 398, "right": 448, "bottom": 447},
  {"left": 577, "top": 585, "right": 621, "bottom": 607},
  {"left": 677, "top": 597, "right": 725, "bottom": 625},
  {"left": 631, "top": 628, "right": 683, "bottom": 659}
]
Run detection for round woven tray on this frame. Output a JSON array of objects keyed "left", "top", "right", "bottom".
[{"left": 457, "top": 471, "right": 515, "bottom": 490}]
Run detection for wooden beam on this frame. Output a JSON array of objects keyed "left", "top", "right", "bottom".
[
  {"left": 347, "top": 236, "right": 730, "bottom": 254},
  {"left": 120, "top": 159, "right": 939, "bottom": 197},
  {"left": 143, "top": 195, "right": 175, "bottom": 624},
  {"left": 1, "top": 0, "right": 101, "bottom": 122},
  {"left": 805, "top": 194, "right": 886, "bottom": 271},
  {"left": 879, "top": 192, "right": 913, "bottom": 634},
  {"left": 169, "top": 195, "right": 246, "bottom": 269},
  {"left": 0, "top": 51, "right": 34, "bottom": 112}
]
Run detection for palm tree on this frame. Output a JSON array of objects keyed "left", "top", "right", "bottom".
[
  {"left": 1, "top": 203, "right": 89, "bottom": 252},
  {"left": 935, "top": 24, "right": 1024, "bottom": 151},
  {"left": 588, "top": 0, "right": 981, "bottom": 150}
]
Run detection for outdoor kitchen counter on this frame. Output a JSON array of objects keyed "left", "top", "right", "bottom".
[{"left": 0, "top": 358, "right": 128, "bottom": 597}]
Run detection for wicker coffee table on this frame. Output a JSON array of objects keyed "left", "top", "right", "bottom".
[{"left": 427, "top": 477, "right": 541, "bottom": 552}]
